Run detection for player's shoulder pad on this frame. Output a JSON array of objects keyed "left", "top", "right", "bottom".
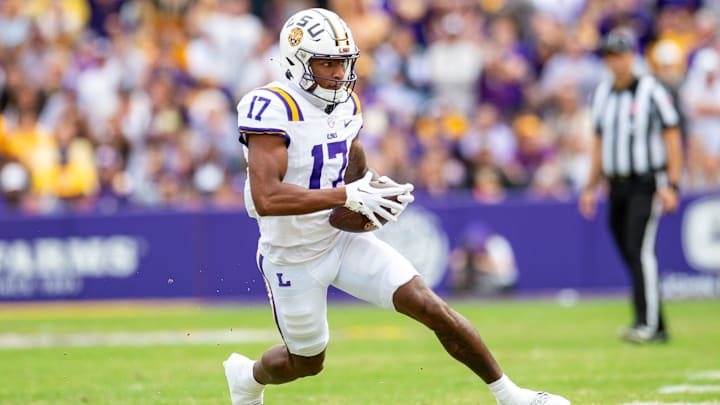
[
  {"left": 347, "top": 90, "right": 362, "bottom": 116},
  {"left": 237, "top": 84, "right": 305, "bottom": 125},
  {"left": 237, "top": 85, "right": 303, "bottom": 147}
]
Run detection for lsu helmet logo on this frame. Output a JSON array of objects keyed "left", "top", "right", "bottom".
[{"left": 288, "top": 27, "right": 303, "bottom": 47}]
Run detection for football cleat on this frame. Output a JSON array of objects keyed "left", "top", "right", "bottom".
[
  {"left": 620, "top": 326, "right": 668, "bottom": 344},
  {"left": 224, "top": 353, "right": 264, "bottom": 405},
  {"left": 528, "top": 391, "right": 571, "bottom": 405},
  {"left": 497, "top": 390, "right": 571, "bottom": 405}
]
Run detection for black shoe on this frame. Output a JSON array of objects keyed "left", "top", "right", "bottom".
[{"left": 620, "top": 326, "right": 668, "bottom": 344}]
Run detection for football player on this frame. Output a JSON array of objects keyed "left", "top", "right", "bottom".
[{"left": 224, "top": 8, "right": 570, "bottom": 405}]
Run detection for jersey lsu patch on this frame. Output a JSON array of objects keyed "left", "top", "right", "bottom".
[{"left": 237, "top": 81, "right": 363, "bottom": 264}]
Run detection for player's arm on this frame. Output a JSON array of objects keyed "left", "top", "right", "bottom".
[
  {"left": 247, "top": 135, "right": 346, "bottom": 216},
  {"left": 248, "top": 135, "right": 405, "bottom": 219},
  {"left": 344, "top": 136, "right": 372, "bottom": 183}
]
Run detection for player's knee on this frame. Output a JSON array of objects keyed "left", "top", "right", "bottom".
[
  {"left": 279, "top": 304, "right": 329, "bottom": 359},
  {"left": 291, "top": 353, "right": 325, "bottom": 378},
  {"left": 301, "top": 359, "right": 324, "bottom": 377},
  {"left": 396, "top": 279, "right": 453, "bottom": 329},
  {"left": 422, "top": 296, "right": 454, "bottom": 330}
]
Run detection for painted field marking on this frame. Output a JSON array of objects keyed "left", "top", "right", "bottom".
[
  {"left": 0, "top": 329, "right": 280, "bottom": 350},
  {"left": 689, "top": 371, "right": 720, "bottom": 380},
  {"left": 659, "top": 385, "right": 720, "bottom": 394},
  {"left": 625, "top": 369, "right": 720, "bottom": 405},
  {"left": 621, "top": 402, "right": 720, "bottom": 405},
  {"left": 0, "top": 326, "right": 413, "bottom": 350}
]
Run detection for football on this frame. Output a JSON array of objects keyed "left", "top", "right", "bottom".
[{"left": 329, "top": 181, "right": 401, "bottom": 233}]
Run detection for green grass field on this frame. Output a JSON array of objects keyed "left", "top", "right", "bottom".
[{"left": 1, "top": 298, "right": 719, "bottom": 404}]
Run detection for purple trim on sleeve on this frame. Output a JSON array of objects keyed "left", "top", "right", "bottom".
[
  {"left": 238, "top": 126, "right": 291, "bottom": 147},
  {"left": 259, "top": 88, "right": 305, "bottom": 121}
]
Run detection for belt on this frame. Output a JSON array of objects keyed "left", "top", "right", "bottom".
[{"left": 608, "top": 173, "right": 655, "bottom": 183}]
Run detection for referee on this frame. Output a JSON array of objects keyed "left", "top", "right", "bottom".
[{"left": 579, "top": 29, "right": 683, "bottom": 344}]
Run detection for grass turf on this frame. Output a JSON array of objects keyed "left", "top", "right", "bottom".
[{"left": 0, "top": 298, "right": 718, "bottom": 404}]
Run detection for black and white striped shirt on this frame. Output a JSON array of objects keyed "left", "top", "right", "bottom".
[{"left": 591, "top": 75, "right": 679, "bottom": 185}]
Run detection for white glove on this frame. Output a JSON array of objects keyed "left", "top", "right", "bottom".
[
  {"left": 377, "top": 175, "right": 415, "bottom": 215},
  {"left": 344, "top": 172, "right": 406, "bottom": 229}
]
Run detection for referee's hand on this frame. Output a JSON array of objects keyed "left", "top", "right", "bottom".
[
  {"left": 656, "top": 188, "right": 679, "bottom": 214},
  {"left": 579, "top": 189, "right": 597, "bottom": 220}
]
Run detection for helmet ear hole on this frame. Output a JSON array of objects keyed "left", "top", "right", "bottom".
[{"left": 285, "top": 70, "right": 293, "bottom": 80}]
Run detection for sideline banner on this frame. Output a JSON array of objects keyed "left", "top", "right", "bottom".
[{"left": 0, "top": 194, "right": 718, "bottom": 301}]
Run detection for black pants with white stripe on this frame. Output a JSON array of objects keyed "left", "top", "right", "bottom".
[{"left": 608, "top": 176, "right": 666, "bottom": 333}]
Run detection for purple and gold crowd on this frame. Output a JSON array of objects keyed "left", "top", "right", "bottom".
[{"left": 1, "top": 0, "right": 719, "bottom": 215}]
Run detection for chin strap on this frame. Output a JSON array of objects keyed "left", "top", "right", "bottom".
[{"left": 287, "top": 81, "right": 339, "bottom": 113}]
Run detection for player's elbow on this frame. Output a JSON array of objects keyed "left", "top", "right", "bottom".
[
  {"left": 253, "top": 195, "right": 274, "bottom": 216},
  {"left": 253, "top": 191, "right": 288, "bottom": 216}
]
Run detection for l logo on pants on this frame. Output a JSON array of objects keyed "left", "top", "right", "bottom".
[{"left": 276, "top": 273, "right": 291, "bottom": 287}]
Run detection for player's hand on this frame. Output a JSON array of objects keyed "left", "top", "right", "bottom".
[
  {"left": 656, "top": 187, "right": 679, "bottom": 214},
  {"left": 578, "top": 188, "right": 597, "bottom": 220},
  {"left": 377, "top": 175, "right": 415, "bottom": 215},
  {"left": 344, "top": 172, "right": 406, "bottom": 228}
]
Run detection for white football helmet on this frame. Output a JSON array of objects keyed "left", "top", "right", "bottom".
[{"left": 279, "top": 8, "right": 359, "bottom": 105}]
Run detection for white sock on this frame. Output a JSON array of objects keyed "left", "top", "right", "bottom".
[
  {"left": 488, "top": 374, "right": 517, "bottom": 403},
  {"left": 488, "top": 374, "right": 536, "bottom": 405},
  {"left": 245, "top": 361, "right": 265, "bottom": 394}
]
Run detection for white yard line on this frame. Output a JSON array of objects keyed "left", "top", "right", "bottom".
[
  {"left": 619, "top": 369, "right": 720, "bottom": 404},
  {"left": 622, "top": 402, "right": 720, "bottom": 405},
  {"left": 0, "top": 325, "right": 408, "bottom": 350},
  {"left": 689, "top": 371, "right": 720, "bottom": 381},
  {"left": 659, "top": 385, "right": 720, "bottom": 394},
  {"left": 0, "top": 329, "right": 281, "bottom": 349}
]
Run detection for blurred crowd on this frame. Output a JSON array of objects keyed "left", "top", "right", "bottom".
[{"left": 1, "top": 0, "right": 719, "bottom": 216}]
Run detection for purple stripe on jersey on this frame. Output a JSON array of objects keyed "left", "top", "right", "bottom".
[
  {"left": 350, "top": 94, "right": 359, "bottom": 115},
  {"left": 258, "top": 254, "right": 286, "bottom": 342},
  {"left": 259, "top": 88, "right": 305, "bottom": 121},
  {"left": 238, "top": 126, "right": 291, "bottom": 147}
]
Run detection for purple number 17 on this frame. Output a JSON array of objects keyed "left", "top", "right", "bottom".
[
  {"left": 309, "top": 140, "right": 348, "bottom": 189},
  {"left": 246, "top": 96, "right": 271, "bottom": 121}
]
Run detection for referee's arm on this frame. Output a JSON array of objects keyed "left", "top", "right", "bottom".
[
  {"left": 654, "top": 85, "right": 683, "bottom": 213},
  {"left": 657, "top": 125, "right": 682, "bottom": 213},
  {"left": 579, "top": 134, "right": 603, "bottom": 220},
  {"left": 663, "top": 127, "right": 682, "bottom": 188},
  {"left": 580, "top": 80, "right": 612, "bottom": 220}
]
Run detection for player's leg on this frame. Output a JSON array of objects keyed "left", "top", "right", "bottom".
[
  {"left": 225, "top": 348, "right": 325, "bottom": 405},
  {"left": 333, "top": 233, "right": 570, "bottom": 405},
  {"left": 252, "top": 253, "right": 335, "bottom": 381},
  {"left": 253, "top": 344, "right": 325, "bottom": 384},
  {"left": 393, "top": 275, "right": 502, "bottom": 382},
  {"left": 224, "top": 252, "right": 339, "bottom": 404},
  {"left": 392, "top": 276, "right": 571, "bottom": 404}
]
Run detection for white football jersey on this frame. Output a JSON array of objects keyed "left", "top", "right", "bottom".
[{"left": 237, "top": 81, "right": 363, "bottom": 264}]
